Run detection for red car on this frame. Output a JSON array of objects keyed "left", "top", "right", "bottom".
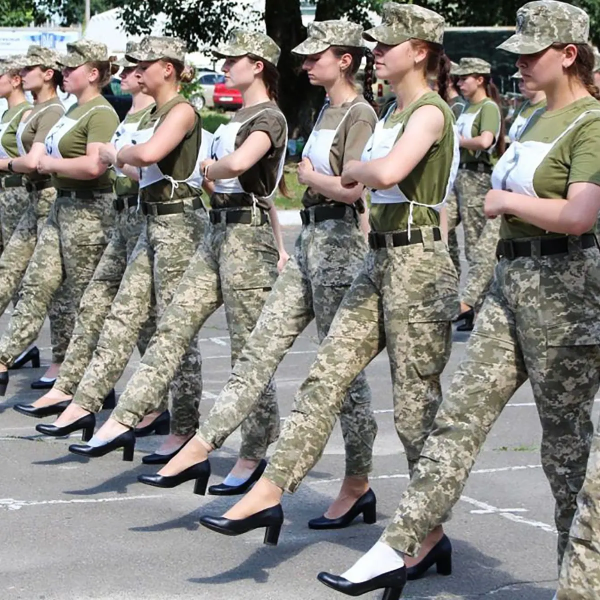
[{"left": 213, "top": 81, "right": 243, "bottom": 110}]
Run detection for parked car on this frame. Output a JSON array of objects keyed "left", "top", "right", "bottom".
[
  {"left": 213, "top": 80, "right": 243, "bottom": 110},
  {"left": 190, "top": 71, "right": 224, "bottom": 110}
]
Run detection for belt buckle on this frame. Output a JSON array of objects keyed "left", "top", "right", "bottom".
[
  {"left": 300, "top": 210, "right": 309, "bottom": 226},
  {"left": 209, "top": 210, "right": 220, "bottom": 225},
  {"left": 503, "top": 240, "right": 515, "bottom": 260}
]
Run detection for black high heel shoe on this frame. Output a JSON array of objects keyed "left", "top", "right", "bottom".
[
  {"left": 30, "top": 377, "right": 56, "bottom": 390},
  {"left": 36, "top": 413, "right": 96, "bottom": 442},
  {"left": 138, "top": 460, "right": 211, "bottom": 495},
  {"left": 141, "top": 442, "right": 185, "bottom": 465},
  {"left": 134, "top": 410, "right": 170, "bottom": 437},
  {"left": 13, "top": 399, "right": 71, "bottom": 418},
  {"left": 200, "top": 504, "right": 284, "bottom": 546},
  {"left": 406, "top": 535, "right": 452, "bottom": 581},
  {"left": 69, "top": 429, "right": 135, "bottom": 462},
  {"left": 9, "top": 347, "right": 40, "bottom": 370},
  {"left": 454, "top": 308, "right": 474, "bottom": 332},
  {"left": 0, "top": 371, "right": 8, "bottom": 396},
  {"left": 308, "top": 489, "right": 377, "bottom": 530},
  {"left": 208, "top": 458, "right": 267, "bottom": 496},
  {"left": 318, "top": 566, "right": 407, "bottom": 600}
]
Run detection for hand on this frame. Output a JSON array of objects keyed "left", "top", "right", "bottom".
[
  {"left": 277, "top": 250, "right": 290, "bottom": 274},
  {"left": 37, "top": 156, "right": 56, "bottom": 175},
  {"left": 200, "top": 158, "right": 216, "bottom": 181},
  {"left": 459, "top": 135, "right": 467, "bottom": 147},
  {"left": 484, "top": 189, "right": 510, "bottom": 219},
  {"left": 341, "top": 160, "right": 361, "bottom": 188},
  {"left": 115, "top": 144, "right": 132, "bottom": 169},
  {"left": 297, "top": 157, "right": 314, "bottom": 186},
  {"left": 98, "top": 143, "right": 117, "bottom": 166}
]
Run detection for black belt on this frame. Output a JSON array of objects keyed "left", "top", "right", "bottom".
[
  {"left": 496, "top": 234, "right": 598, "bottom": 260},
  {"left": 140, "top": 196, "right": 203, "bottom": 216},
  {"left": 300, "top": 204, "right": 353, "bottom": 226},
  {"left": 368, "top": 227, "right": 442, "bottom": 250},
  {"left": 460, "top": 162, "right": 493, "bottom": 174},
  {"left": 2, "top": 174, "right": 23, "bottom": 188},
  {"left": 209, "top": 208, "right": 268, "bottom": 226},
  {"left": 113, "top": 195, "right": 138, "bottom": 212},
  {"left": 57, "top": 187, "right": 113, "bottom": 200},
  {"left": 25, "top": 180, "right": 54, "bottom": 193}
]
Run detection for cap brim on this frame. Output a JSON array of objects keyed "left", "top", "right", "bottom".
[
  {"left": 116, "top": 58, "right": 136, "bottom": 68},
  {"left": 497, "top": 33, "right": 551, "bottom": 55},
  {"left": 453, "top": 67, "right": 491, "bottom": 76},
  {"left": 291, "top": 39, "right": 331, "bottom": 56},
  {"left": 125, "top": 52, "right": 161, "bottom": 63},
  {"left": 363, "top": 26, "right": 410, "bottom": 46},
  {"left": 57, "top": 57, "right": 86, "bottom": 68},
  {"left": 213, "top": 45, "right": 248, "bottom": 60}
]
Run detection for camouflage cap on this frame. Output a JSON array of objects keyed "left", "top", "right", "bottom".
[
  {"left": 214, "top": 29, "right": 281, "bottom": 66},
  {"left": 126, "top": 36, "right": 187, "bottom": 64},
  {"left": 57, "top": 40, "right": 110, "bottom": 68},
  {"left": 292, "top": 20, "right": 364, "bottom": 56},
  {"left": 450, "top": 60, "right": 460, "bottom": 75},
  {"left": 498, "top": 1, "right": 589, "bottom": 55},
  {"left": 0, "top": 55, "right": 26, "bottom": 75},
  {"left": 115, "top": 42, "right": 140, "bottom": 68},
  {"left": 21, "top": 45, "right": 61, "bottom": 70},
  {"left": 453, "top": 57, "right": 491, "bottom": 76},
  {"left": 363, "top": 2, "right": 444, "bottom": 46}
]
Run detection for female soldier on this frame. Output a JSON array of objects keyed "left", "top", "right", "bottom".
[
  {"left": 316, "top": 2, "right": 600, "bottom": 597},
  {"left": 65, "top": 31, "right": 288, "bottom": 485},
  {"left": 16, "top": 42, "right": 157, "bottom": 420},
  {"left": 33, "top": 35, "right": 207, "bottom": 450},
  {"left": 0, "top": 47, "right": 66, "bottom": 380},
  {"left": 0, "top": 56, "right": 32, "bottom": 258},
  {"left": 0, "top": 40, "right": 119, "bottom": 396},
  {"left": 197, "top": 3, "right": 458, "bottom": 582},
  {"left": 452, "top": 57, "right": 504, "bottom": 330},
  {"left": 139, "top": 20, "right": 380, "bottom": 523}
]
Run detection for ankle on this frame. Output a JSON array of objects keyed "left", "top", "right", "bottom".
[{"left": 339, "top": 476, "right": 369, "bottom": 497}]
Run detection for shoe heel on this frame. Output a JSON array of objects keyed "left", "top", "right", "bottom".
[
  {"left": 436, "top": 552, "right": 452, "bottom": 576},
  {"left": 155, "top": 420, "right": 170, "bottom": 435},
  {"left": 193, "top": 475, "right": 209, "bottom": 496},
  {"left": 363, "top": 502, "right": 377, "bottom": 525},
  {"left": 263, "top": 522, "right": 282, "bottom": 546},
  {"left": 382, "top": 587, "right": 403, "bottom": 600},
  {"left": 0, "top": 381, "right": 6, "bottom": 396},
  {"left": 122, "top": 443, "right": 134, "bottom": 462},
  {"left": 31, "top": 355, "right": 41, "bottom": 369},
  {"left": 82, "top": 426, "right": 94, "bottom": 442}
]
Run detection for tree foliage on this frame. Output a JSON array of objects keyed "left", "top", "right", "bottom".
[
  {"left": 0, "top": 0, "right": 35, "bottom": 26},
  {"left": 32, "top": 0, "right": 120, "bottom": 26}
]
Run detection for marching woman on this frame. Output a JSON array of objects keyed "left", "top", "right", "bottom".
[
  {"left": 34, "top": 35, "right": 207, "bottom": 450},
  {"left": 17, "top": 42, "right": 157, "bottom": 420},
  {"left": 197, "top": 2, "right": 459, "bottom": 583},
  {"left": 0, "top": 56, "right": 32, "bottom": 257},
  {"left": 0, "top": 47, "right": 67, "bottom": 378},
  {"left": 315, "top": 1, "right": 600, "bottom": 597},
  {"left": 139, "top": 20, "right": 380, "bottom": 521},
  {"left": 66, "top": 30, "right": 288, "bottom": 488},
  {"left": 452, "top": 56, "right": 504, "bottom": 330},
  {"left": 0, "top": 40, "right": 119, "bottom": 396}
]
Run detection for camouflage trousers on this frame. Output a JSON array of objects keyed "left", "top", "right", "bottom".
[
  {"left": 0, "top": 183, "right": 30, "bottom": 255},
  {"left": 72, "top": 199, "right": 205, "bottom": 436},
  {"left": 0, "top": 186, "right": 70, "bottom": 362},
  {"left": 112, "top": 209, "right": 280, "bottom": 458},
  {"left": 0, "top": 192, "right": 115, "bottom": 368},
  {"left": 54, "top": 202, "right": 157, "bottom": 397},
  {"left": 454, "top": 169, "right": 492, "bottom": 266},
  {"left": 263, "top": 228, "right": 459, "bottom": 493},
  {"left": 461, "top": 217, "right": 500, "bottom": 310},
  {"left": 379, "top": 243, "right": 600, "bottom": 562},
  {"left": 557, "top": 412, "right": 600, "bottom": 599},
  {"left": 197, "top": 207, "right": 377, "bottom": 476},
  {"left": 445, "top": 187, "right": 462, "bottom": 279}
]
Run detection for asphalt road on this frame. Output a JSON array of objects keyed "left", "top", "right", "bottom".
[{"left": 1, "top": 224, "right": 589, "bottom": 600}]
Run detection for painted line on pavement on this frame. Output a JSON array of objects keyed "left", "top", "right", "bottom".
[{"left": 0, "top": 494, "right": 166, "bottom": 511}]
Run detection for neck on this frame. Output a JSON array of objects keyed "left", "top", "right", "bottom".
[
  {"left": 131, "top": 90, "right": 154, "bottom": 112},
  {"left": 33, "top": 86, "right": 57, "bottom": 105},
  {"left": 153, "top": 85, "right": 179, "bottom": 109},
  {"left": 76, "top": 86, "right": 101, "bottom": 105},
  {"left": 528, "top": 91, "right": 546, "bottom": 105},
  {"left": 241, "top": 80, "right": 270, "bottom": 109},
  {"left": 7, "top": 89, "right": 27, "bottom": 109},
  {"left": 469, "top": 87, "right": 488, "bottom": 104},
  {"left": 545, "top": 78, "right": 589, "bottom": 112},
  {"left": 447, "top": 88, "right": 459, "bottom": 100},
  {"left": 392, "top": 71, "right": 430, "bottom": 111},
  {"left": 326, "top": 79, "right": 356, "bottom": 107}
]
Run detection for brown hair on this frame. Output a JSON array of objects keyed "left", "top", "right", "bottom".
[
  {"left": 552, "top": 42, "right": 600, "bottom": 101},
  {"left": 41, "top": 66, "right": 64, "bottom": 94},
  {"left": 409, "top": 40, "right": 451, "bottom": 103},
  {"left": 169, "top": 59, "right": 196, "bottom": 83},
  {"left": 87, "top": 60, "right": 115, "bottom": 88},
  {"left": 481, "top": 74, "right": 506, "bottom": 157},
  {"left": 330, "top": 46, "right": 376, "bottom": 108}
]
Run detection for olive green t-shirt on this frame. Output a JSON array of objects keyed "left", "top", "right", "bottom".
[
  {"left": 508, "top": 98, "right": 546, "bottom": 143},
  {"left": 501, "top": 96, "right": 600, "bottom": 239},
  {"left": 448, "top": 96, "right": 466, "bottom": 120},
  {"left": 138, "top": 95, "right": 202, "bottom": 203},
  {"left": 211, "top": 100, "right": 287, "bottom": 210},
  {"left": 458, "top": 98, "right": 501, "bottom": 166},
  {"left": 370, "top": 92, "right": 457, "bottom": 232},
  {"left": 51, "top": 95, "right": 119, "bottom": 191},
  {"left": 1, "top": 101, "right": 32, "bottom": 161},
  {"left": 19, "top": 97, "right": 65, "bottom": 183},
  {"left": 302, "top": 96, "right": 377, "bottom": 209},
  {"left": 114, "top": 104, "right": 154, "bottom": 198}
]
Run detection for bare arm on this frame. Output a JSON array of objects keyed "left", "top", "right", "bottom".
[
  {"left": 301, "top": 168, "right": 365, "bottom": 205},
  {"left": 460, "top": 131, "right": 495, "bottom": 152},
  {"left": 38, "top": 142, "right": 110, "bottom": 179},
  {"left": 267, "top": 205, "right": 289, "bottom": 272},
  {"left": 2, "top": 142, "right": 47, "bottom": 173}
]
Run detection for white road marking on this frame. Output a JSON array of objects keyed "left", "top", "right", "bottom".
[
  {"left": 0, "top": 494, "right": 165, "bottom": 511},
  {"left": 209, "top": 337, "right": 229, "bottom": 347}
]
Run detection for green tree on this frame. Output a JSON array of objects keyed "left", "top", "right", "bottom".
[
  {"left": 33, "top": 0, "right": 121, "bottom": 26},
  {"left": 0, "top": 0, "right": 34, "bottom": 26}
]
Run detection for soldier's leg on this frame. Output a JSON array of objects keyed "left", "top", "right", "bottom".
[
  {"left": 0, "top": 185, "right": 30, "bottom": 254},
  {"left": 445, "top": 187, "right": 462, "bottom": 279}
]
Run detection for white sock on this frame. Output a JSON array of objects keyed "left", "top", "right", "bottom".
[
  {"left": 222, "top": 472, "right": 251, "bottom": 487},
  {"left": 86, "top": 434, "right": 113, "bottom": 448},
  {"left": 39, "top": 377, "right": 56, "bottom": 383},
  {"left": 15, "top": 349, "right": 29, "bottom": 362},
  {"left": 342, "top": 541, "right": 404, "bottom": 584}
]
